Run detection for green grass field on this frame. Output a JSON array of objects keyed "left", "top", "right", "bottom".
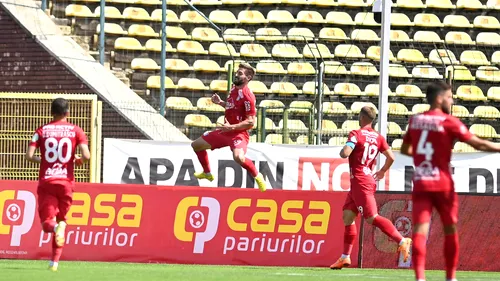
[{"left": 0, "top": 260, "right": 498, "bottom": 281}]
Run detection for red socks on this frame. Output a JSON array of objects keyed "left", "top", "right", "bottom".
[
  {"left": 240, "top": 158, "right": 258, "bottom": 177},
  {"left": 195, "top": 151, "right": 211, "bottom": 173},
  {"left": 343, "top": 224, "right": 357, "bottom": 256},
  {"left": 444, "top": 233, "right": 459, "bottom": 280},
  {"left": 412, "top": 232, "right": 426, "bottom": 280},
  {"left": 372, "top": 216, "right": 404, "bottom": 243}
]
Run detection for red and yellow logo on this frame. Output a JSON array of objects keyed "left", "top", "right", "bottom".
[{"left": 0, "top": 190, "right": 36, "bottom": 247}]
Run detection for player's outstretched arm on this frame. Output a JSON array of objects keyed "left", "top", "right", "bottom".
[
  {"left": 25, "top": 146, "right": 41, "bottom": 163},
  {"left": 212, "top": 93, "right": 226, "bottom": 108},
  {"left": 465, "top": 135, "right": 500, "bottom": 152}
]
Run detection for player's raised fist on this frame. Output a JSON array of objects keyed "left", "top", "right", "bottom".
[{"left": 211, "top": 93, "right": 222, "bottom": 105}]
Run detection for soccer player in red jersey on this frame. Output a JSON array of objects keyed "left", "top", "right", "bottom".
[
  {"left": 25, "top": 98, "right": 90, "bottom": 271},
  {"left": 191, "top": 63, "right": 266, "bottom": 192},
  {"left": 330, "top": 106, "right": 412, "bottom": 269},
  {"left": 401, "top": 81, "right": 500, "bottom": 281}
]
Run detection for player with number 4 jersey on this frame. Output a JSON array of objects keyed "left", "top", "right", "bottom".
[
  {"left": 330, "top": 106, "right": 412, "bottom": 270},
  {"left": 25, "top": 98, "right": 90, "bottom": 272},
  {"left": 402, "top": 82, "right": 500, "bottom": 281}
]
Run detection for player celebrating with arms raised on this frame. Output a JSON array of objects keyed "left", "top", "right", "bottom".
[
  {"left": 25, "top": 98, "right": 90, "bottom": 271},
  {"left": 191, "top": 63, "right": 266, "bottom": 192},
  {"left": 330, "top": 106, "right": 412, "bottom": 270},
  {"left": 401, "top": 81, "right": 500, "bottom": 281}
]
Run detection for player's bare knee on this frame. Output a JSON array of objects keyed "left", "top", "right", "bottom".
[
  {"left": 233, "top": 154, "right": 245, "bottom": 165},
  {"left": 413, "top": 223, "right": 430, "bottom": 236},
  {"left": 444, "top": 224, "right": 457, "bottom": 235},
  {"left": 366, "top": 215, "right": 377, "bottom": 225},
  {"left": 342, "top": 210, "right": 356, "bottom": 225}
]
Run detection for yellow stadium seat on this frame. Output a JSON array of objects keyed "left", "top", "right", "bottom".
[
  {"left": 446, "top": 65, "right": 475, "bottom": 81},
  {"left": 445, "top": 31, "right": 474, "bottom": 45},
  {"left": 396, "top": 84, "right": 425, "bottom": 98},
  {"left": 323, "top": 61, "right": 350, "bottom": 75},
  {"left": 151, "top": 9, "right": 180, "bottom": 23},
  {"left": 131, "top": 58, "right": 159, "bottom": 70},
  {"left": 412, "top": 65, "right": 443, "bottom": 79},
  {"left": 128, "top": 24, "right": 158, "bottom": 37},
  {"left": 254, "top": 0, "right": 281, "bottom": 4},
  {"left": 271, "top": 82, "right": 301, "bottom": 95},
  {"left": 191, "top": 0, "right": 223, "bottom": 5},
  {"left": 302, "top": 81, "right": 331, "bottom": 95},
  {"left": 476, "top": 66, "right": 500, "bottom": 82},
  {"left": 319, "top": 27, "right": 349, "bottom": 41},
  {"left": 287, "top": 62, "right": 316, "bottom": 75},
  {"left": 414, "top": 13, "right": 444, "bottom": 27},
  {"left": 288, "top": 28, "right": 315, "bottom": 41},
  {"left": 451, "top": 105, "right": 470, "bottom": 118},
  {"left": 123, "top": 7, "right": 151, "bottom": 21},
  {"left": 335, "top": 44, "right": 365, "bottom": 59},
  {"left": 280, "top": 119, "right": 308, "bottom": 133},
  {"left": 351, "top": 29, "right": 380, "bottom": 41},
  {"left": 177, "top": 40, "right": 208, "bottom": 55},
  {"left": 397, "top": 49, "right": 427, "bottom": 63},
  {"left": 209, "top": 80, "right": 229, "bottom": 92},
  {"left": 412, "top": 104, "right": 430, "bottom": 114},
  {"left": 193, "top": 60, "right": 225, "bottom": 72},
  {"left": 295, "top": 135, "right": 310, "bottom": 145},
  {"left": 474, "top": 16, "right": 500, "bottom": 29},
  {"left": 470, "top": 124, "right": 498, "bottom": 138},
  {"left": 388, "top": 103, "right": 410, "bottom": 115},
  {"left": 184, "top": 114, "right": 214, "bottom": 128},
  {"left": 265, "top": 134, "right": 284, "bottom": 144},
  {"left": 94, "top": 6, "right": 122, "bottom": 19},
  {"left": 96, "top": 23, "right": 127, "bottom": 35},
  {"left": 165, "top": 26, "right": 190, "bottom": 39},
  {"left": 456, "top": 85, "right": 486, "bottom": 101},
  {"left": 386, "top": 122, "right": 403, "bottom": 136},
  {"left": 429, "top": 49, "right": 459, "bottom": 65},
  {"left": 350, "top": 62, "right": 379, "bottom": 76},
  {"left": 329, "top": 136, "right": 345, "bottom": 146},
  {"left": 248, "top": 81, "right": 271, "bottom": 94},
  {"left": 260, "top": 100, "right": 285, "bottom": 113},
  {"left": 354, "top": 12, "right": 380, "bottom": 26},
  {"left": 66, "top": 4, "right": 95, "bottom": 17},
  {"left": 474, "top": 106, "right": 500, "bottom": 119},
  {"left": 289, "top": 101, "right": 313, "bottom": 115},
  {"left": 339, "top": 0, "right": 368, "bottom": 7},
  {"left": 335, "top": 83, "right": 363, "bottom": 96},
  {"left": 224, "top": 60, "right": 246, "bottom": 71},
  {"left": 414, "top": 31, "right": 443, "bottom": 43},
  {"left": 487, "top": 87, "right": 500, "bottom": 100},
  {"left": 297, "top": 10, "right": 325, "bottom": 24},
  {"left": 177, "top": 78, "right": 209, "bottom": 91},
  {"left": 255, "top": 117, "right": 277, "bottom": 130},
  {"left": 351, "top": 102, "right": 377, "bottom": 114},
  {"left": 272, "top": 44, "right": 303, "bottom": 58},
  {"left": 493, "top": 51, "right": 500, "bottom": 64},
  {"left": 457, "top": 0, "right": 484, "bottom": 9},
  {"left": 325, "top": 11, "right": 355, "bottom": 25},
  {"left": 364, "top": 84, "right": 394, "bottom": 96},
  {"left": 256, "top": 60, "right": 287, "bottom": 74},
  {"left": 453, "top": 142, "right": 475, "bottom": 153},
  {"left": 426, "top": 0, "right": 455, "bottom": 9},
  {"left": 166, "top": 97, "right": 196, "bottom": 111},
  {"left": 460, "top": 50, "right": 490, "bottom": 66},
  {"left": 180, "top": 11, "right": 209, "bottom": 24},
  {"left": 391, "top": 13, "right": 414, "bottom": 26},
  {"left": 223, "top": 28, "right": 253, "bottom": 42},
  {"left": 221, "top": 0, "right": 250, "bottom": 4},
  {"left": 389, "top": 64, "right": 412, "bottom": 78},
  {"left": 209, "top": 42, "right": 239, "bottom": 57},
  {"left": 114, "top": 37, "right": 145, "bottom": 51},
  {"left": 145, "top": 39, "right": 176, "bottom": 52},
  {"left": 342, "top": 120, "right": 360, "bottom": 131},
  {"left": 238, "top": 10, "right": 268, "bottom": 24},
  {"left": 197, "top": 97, "right": 225, "bottom": 112},
  {"left": 209, "top": 10, "right": 238, "bottom": 24},
  {"left": 444, "top": 15, "right": 473, "bottom": 28},
  {"left": 391, "top": 139, "right": 403, "bottom": 150},
  {"left": 397, "top": 0, "right": 426, "bottom": 8},
  {"left": 323, "top": 102, "right": 348, "bottom": 115},
  {"left": 241, "top": 44, "right": 271, "bottom": 58},
  {"left": 303, "top": 43, "right": 335, "bottom": 59},
  {"left": 146, "top": 75, "right": 177, "bottom": 89},
  {"left": 267, "top": 10, "right": 297, "bottom": 23},
  {"left": 282, "top": 0, "right": 309, "bottom": 4},
  {"left": 191, "top": 27, "right": 222, "bottom": 41},
  {"left": 390, "top": 30, "right": 412, "bottom": 42},
  {"left": 249, "top": 134, "right": 257, "bottom": 143},
  {"left": 366, "top": 46, "right": 396, "bottom": 62},
  {"left": 476, "top": 32, "right": 500, "bottom": 46},
  {"left": 486, "top": 0, "right": 500, "bottom": 9},
  {"left": 256, "top": 28, "right": 286, "bottom": 41},
  {"left": 310, "top": 0, "right": 338, "bottom": 6}
]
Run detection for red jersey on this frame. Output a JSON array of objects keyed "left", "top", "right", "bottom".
[
  {"left": 346, "top": 125, "right": 389, "bottom": 188},
  {"left": 224, "top": 85, "right": 256, "bottom": 136},
  {"left": 402, "top": 110, "right": 473, "bottom": 192},
  {"left": 29, "top": 120, "right": 88, "bottom": 184}
]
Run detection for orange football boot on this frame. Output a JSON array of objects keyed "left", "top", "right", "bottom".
[
  {"left": 330, "top": 257, "right": 351, "bottom": 270},
  {"left": 398, "top": 238, "right": 412, "bottom": 262}
]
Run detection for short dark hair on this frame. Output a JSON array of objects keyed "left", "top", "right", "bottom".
[
  {"left": 51, "top": 98, "right": 69, "bottom": 116},
  {"left": 360, "top": 106, "right": 377, "bottom": 122},
  {"left": 238, "top": 63, "right": 255, "bottom": 79},
  {"left": 426, "top": 81, "right": 451, "bottom": 104}
]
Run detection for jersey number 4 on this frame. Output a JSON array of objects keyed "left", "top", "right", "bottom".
[
  {"left": 417, "top": 130, "right": 434, "bottom": 161},
  {"left": 362, "top": 143, "right": 378, "bottom": 165},
  {"left": 45, "top": 137, "right": 72, "bottom": 163}
]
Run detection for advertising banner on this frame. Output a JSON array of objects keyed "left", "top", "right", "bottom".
[
  {"left": 0, "top": 180, "right": 357, "bottom": 267},
  {"left": 104, "top": 139, "right": 500, "bottom": 194}
]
